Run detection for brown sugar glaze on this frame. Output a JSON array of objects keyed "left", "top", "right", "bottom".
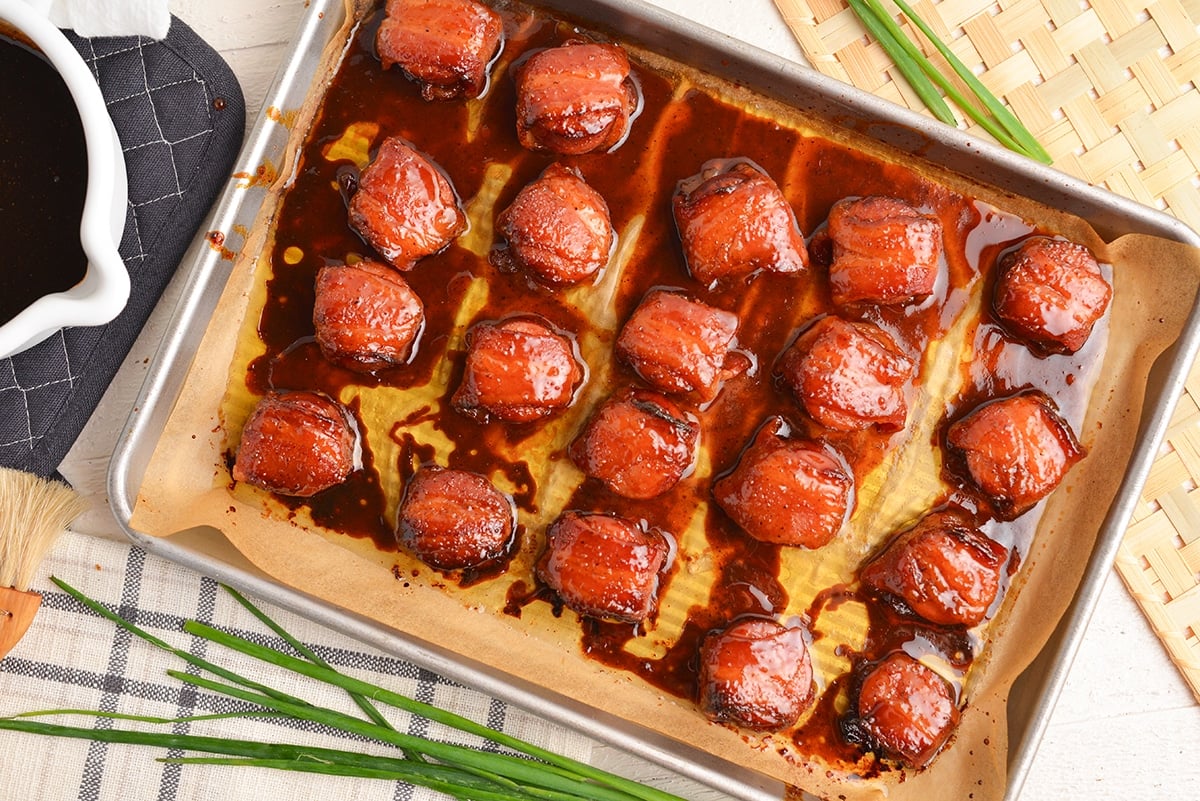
[{"left": 233, "top": 1, "right": 1109, "bottom": 775}]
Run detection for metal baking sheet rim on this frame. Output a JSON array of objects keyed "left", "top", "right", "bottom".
[{"left": 106, "top": 1, "right": 1200, "bottom": 799}]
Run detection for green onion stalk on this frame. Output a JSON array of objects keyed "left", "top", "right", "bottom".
[
  {"left": 0, "top": 577, "right": 689, "bottom": 801},
  {"left": 846, "top": 0, "right": 1052, "bottom": 163}
]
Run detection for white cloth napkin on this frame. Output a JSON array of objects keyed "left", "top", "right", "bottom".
[{"left": 20, "top": 0, "right": 170, "bottom": 38}]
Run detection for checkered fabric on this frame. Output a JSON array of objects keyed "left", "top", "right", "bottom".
[
  {"left": 0, "top": 18, "right": 245, "bottom": 478},
  {"left": 0, "top": 530, "right": 594, "bottom": 800}
]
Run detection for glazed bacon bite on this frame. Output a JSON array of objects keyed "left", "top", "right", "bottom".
[
  {"left": 946, "top": 393, "right": 1084, "bottom": 519},
  {"left": 397, "top": 467, "right": 515, "bottom": 570},
  {"left": 347, "top": 136, "right": 466, "bottom": 270},
  {"left": 568, "top": 388, "right": 699, "bottom": 499},
  {"left": 514, "top": 40, "right": 639, "bottom": 155},
  {"left": 232, "top": 391, "right": 360, "bottom": 497},
  {"left": 713, "top": 418, "right": 853, "bottom": 549},
  {"left": 993, "top": 236, "right": 1112, "bottom": 354},
  {"left": 852, "top": 652, "right": 960, "bottom": 767},
  {"left": 494, "top": 163, "right": 615, "bottom": 285},
  {"left": 699, "top": 618, "right": 815, "bottom": 731},
  {"left": 375, "top": 0, "right": 503, "bottom": 101},
  {"left": 673, "top": 159, "right": 808, "bottom": 286},
  {"left": 779, "top": 315, "right": 914, "bottom": 432},
  {"left": 313, "top": 260, "right": 425, "bottom": 372},
  {"left": 615, "top": 289, "right": 741, "bottom": 401},
  {"left": 860, "top": 510, "right": 1007, "bottom": 627},
  {"left": 827, "top": 195, "right": 942, "bottom": 306},
  {"left": 452, "top": 316, "right": 584, "bottom": 423},
  {"left": 536, "top": 511, "right": 671, "bottom": 623}
]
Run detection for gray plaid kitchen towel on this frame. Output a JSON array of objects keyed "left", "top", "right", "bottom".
[
  {"left": 0, "top": 17, "right": 244, "bottom": 479},
  {"left": 0, "top": 530, "right": 593, "bottom": 800}
]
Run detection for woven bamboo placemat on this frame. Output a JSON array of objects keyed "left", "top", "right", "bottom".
[
  {"left": 1118, "top": 355, "right": 1200, "bottom": 703},
  {"left": 772, "top": 0, "right": 1200, "bottom": 701}
]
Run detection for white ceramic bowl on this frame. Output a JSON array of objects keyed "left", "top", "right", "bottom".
[{"left": 0, "top": 0, "right": 129, "bottom": 359}]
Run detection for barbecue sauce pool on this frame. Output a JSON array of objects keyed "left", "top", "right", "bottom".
[
  {"left": 238, "top": 2, "right": 1106, "bottom": 775},
  {"left": 0, "top": 34, "right": 89, "bottom": 325}
]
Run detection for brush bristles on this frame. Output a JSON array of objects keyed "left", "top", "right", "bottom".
[{"left": 0, "top": 468, "right": 87, "bottom": 592}]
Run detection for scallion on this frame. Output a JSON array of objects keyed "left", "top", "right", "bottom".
[
  {"left": 845, "top": 0, "right": 1051, "bottom": 163},
  {"left": 0, "top": 577, "right": 689, "bottom": 801},
  {"left": 845, "top": 0, "right": 957, "bottom": 125}
]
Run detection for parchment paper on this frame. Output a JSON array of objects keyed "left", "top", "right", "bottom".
[{"left": 129, "top": 1, "right": 1200, "bottom": 798}]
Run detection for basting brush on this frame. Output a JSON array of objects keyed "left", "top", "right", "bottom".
[{"left": 0, "top": 467, "right": 88, "bottom": 659}]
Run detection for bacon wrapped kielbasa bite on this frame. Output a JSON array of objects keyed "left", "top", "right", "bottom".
[
  {"left": 232, "top": 391, "right": 360, "bottom": 497},
  {"left": 713, "top": 418, "right": 854, "bottom": 549},
  {"left": 397, "top": 467, "right": 516, "bottom": 570},
  {"left": 860, "top": 510, "right": 1008, "bottom": 627},
  {"left": 779, "top": 315, "right": 914, "bottom": 432},
  {"left": 513, "top": 41, "right": 639, "bottom": 155},
  {"left": 673, "top": 159, "right": 808, "bottom": 287},
  {"left": 615, "top": 289, "right": 742, "bottom": 402},
  {"left": 313, "top": 260, "right": 425, "bottom": 373},
  {"left": 826, "top": 195, "right": 942, "bottom": 307},
  {"left": 699, "top": 617, "right": 815, "bottom": 731},
  {"left": 993, "top": 236, "right": 1112, "bottom": 354},
  {"left": 452, "top": 316, "right": 584, "bottom": 423},
  {"left": 536, "top": 511, "right": 671, "bottom": 624},
  {"left": 376, "top": 0, "right": 504, "bottom": 101},
  {"left": 494, "top": 163, "right": 615, "bottom": 286},
  {"left": 347, "top": 136, "right": 466, "bottom": 270},
  {"left": 569, "top": 387, "right": 699, "bottom": 499},
  {"left": 945, "top": 393, "right": 1084, "bottom": 519}
]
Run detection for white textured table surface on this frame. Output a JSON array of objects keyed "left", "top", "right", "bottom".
[{"left": 51, "top": 0, "right": 1200, "bottom": 799}]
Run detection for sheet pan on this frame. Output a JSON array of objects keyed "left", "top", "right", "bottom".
[{"left": 108, "top": 1, "right": 1200, "bottom": 798}]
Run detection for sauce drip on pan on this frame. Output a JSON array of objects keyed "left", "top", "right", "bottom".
[
  {"left": 231, "top": 1, "right": 1110, "bottom": 776},
  {"left": 0, "top": 34, "right": 89, "bottom": 325}
]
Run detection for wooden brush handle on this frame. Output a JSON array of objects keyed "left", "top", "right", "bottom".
[{"left": 0, "top": 586, "right": 43, "bottom": 660}]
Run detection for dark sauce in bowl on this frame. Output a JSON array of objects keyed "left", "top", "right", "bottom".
[{"left": 0, "top": 32, "right": 89, "bottom": 325}]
